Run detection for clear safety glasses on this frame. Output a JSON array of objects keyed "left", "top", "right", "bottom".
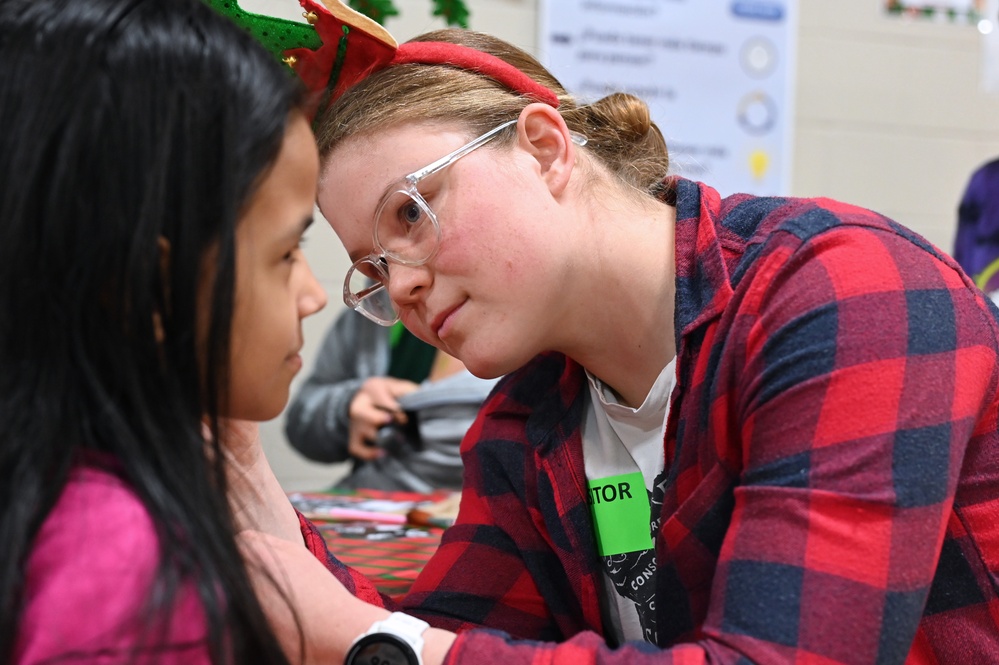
[
  {"left": 344, "top": 119, "right": 586, "bottom": 325},
  {"left": 343, "top": 120, "right": 519, "bottom": 325}
]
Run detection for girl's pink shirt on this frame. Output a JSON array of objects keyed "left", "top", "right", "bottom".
[{"left": 14, "top": 466, "right": 209, "bottom": 664}]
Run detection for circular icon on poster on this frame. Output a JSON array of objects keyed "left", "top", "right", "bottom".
[
  {"left": 740, "top": 36, "right": 777, "bottom": 78},
  {"left": 737, "top": 91, "right": 777, "bottom": 135}
]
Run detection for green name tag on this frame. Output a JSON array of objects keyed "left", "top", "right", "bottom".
[{"left": 588, "top": 471, "right": 653, "bottom": 556}]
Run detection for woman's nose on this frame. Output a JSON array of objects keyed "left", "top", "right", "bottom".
[{"left": 386, "top": 261, "right": 432, "bottom": 308}]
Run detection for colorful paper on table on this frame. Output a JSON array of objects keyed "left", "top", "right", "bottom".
[
  {"left": 291, "top": 488, "right": 454, "bottom": 600},
  {"left": 315, "top": 522, "right": 441, "bottom": 599},
  {"left": 288, "top": 488, "right": 448, "bottom": 522}
]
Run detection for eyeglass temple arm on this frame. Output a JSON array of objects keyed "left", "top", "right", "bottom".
[
  {"left": 406, "top": 120, "right": 519, "bottom": 183},
  {"left": 405, "top": 119, "right": 588, "bottom": 184}
]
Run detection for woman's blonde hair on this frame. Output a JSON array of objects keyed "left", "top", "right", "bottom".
[{"left": 316, "top": 29, "right": 670, "bottom": 194}]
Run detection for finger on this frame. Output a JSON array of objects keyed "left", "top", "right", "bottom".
[
  {"left": 354, "top": 404, "right": 394, "bottom": 429},
  {"left": 350, "top": 392, "right": 395, "bottom": 426},
  {"left": 365, "top": 377, "right": 415, "bottom": 404},
  {"left": 366, "top": 392, "right": 402, "bottom": 415},
  {"left": 384, "top": 377, "right": 420, "bottom": 398},
  {"left": 354, "top": 420, "right": 383, "bottom": 443},
  {"left": 347, "top": 430, "right": 384, "bottom": 461},
  {"left": 373, "top": 403, "right": 406, "bottom": 425}
]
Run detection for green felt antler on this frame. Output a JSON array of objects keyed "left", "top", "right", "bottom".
[
  {"left": 202, "top": 0, "right": 323, "bottom": 58},
  {"left": 204, "top": 0, "right": 398, "bottom": 113}
]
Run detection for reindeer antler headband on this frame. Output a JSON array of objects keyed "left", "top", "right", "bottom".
[{"left": 203, "top": 0, "right": 560, "bottom": 116}]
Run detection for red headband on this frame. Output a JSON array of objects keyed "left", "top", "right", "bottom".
[
  {"left": 282, "top": 0, "right": 560, "bottom": 109},
  {"left": 389, "top": 42, "right": 560, "bottom": 107}
]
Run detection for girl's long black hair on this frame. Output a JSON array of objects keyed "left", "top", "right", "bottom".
[{"left": 0, "top": 0, "right": 307, "bottom": 661}]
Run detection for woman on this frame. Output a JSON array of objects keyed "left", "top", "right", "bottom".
[
  {"left": 0, "top": 0, "right": 387, "bottom": 662},
  {"left": 251, "top": 26, "right": 999, "bottom": 665}
]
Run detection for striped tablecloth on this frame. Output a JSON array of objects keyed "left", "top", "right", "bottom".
[{"left": 291, "top": 488, "right": 453, "bottom": 600}]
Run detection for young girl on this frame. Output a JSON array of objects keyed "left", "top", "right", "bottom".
[
  {"left": 245, "top": 25, "right": 999, "bottom": 665},
  {"left": 0, "top": 0, "right": 386, "bottom": 661}
]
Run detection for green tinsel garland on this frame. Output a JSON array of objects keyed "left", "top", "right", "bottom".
[
  {"left": 885, "top": 0, "right": 984, "bottom": 23},
  {"left": 349, "top": 0, "right": 470, "bottom": 27}
]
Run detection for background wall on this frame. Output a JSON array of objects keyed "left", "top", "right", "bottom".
[
  {"left": 794, "top": 3, "right": 999, "bottom": 248},
  {"left": 245, "top": 0, "right": 999, "bottom": 490}
]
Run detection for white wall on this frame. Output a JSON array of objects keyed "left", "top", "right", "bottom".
[
  {"left": 246, "top": 0, "right": 999, "bottom": 490},
  {"left": 793, "top": 3, "right": 999, "bottom": 250}
]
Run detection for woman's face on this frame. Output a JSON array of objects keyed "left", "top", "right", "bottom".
[
  {"left": 225, "top": 112, "right": 327, "bottom": 420},
  {"left": 318, "top": 121, "right": 573, "bottom": 379}
]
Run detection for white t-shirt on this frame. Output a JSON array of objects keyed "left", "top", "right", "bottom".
[{"left": 582, "top": 357, "right": 676, "bottom": 645}]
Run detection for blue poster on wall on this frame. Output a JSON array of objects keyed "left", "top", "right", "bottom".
[{"left": 538, "top": 0, "right": 797, "bottom": 197}]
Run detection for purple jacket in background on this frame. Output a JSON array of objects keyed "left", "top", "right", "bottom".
[{"left": 953, "top": 157, "right": 999, "bottom": 280}]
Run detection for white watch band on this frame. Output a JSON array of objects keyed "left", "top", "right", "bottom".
[
  {"left": 368, "top": 612, "right": 430, "bottom": 644},
  {"left": 352, "top": 612, "right": 429, "bottom": 665}
]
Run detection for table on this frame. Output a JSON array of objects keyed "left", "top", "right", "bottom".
[
  {"left": 290, "top": 488, "right": 454, "bottom": 600},
  {"left": 318, "top": 524, "right": 442, "bottom": 599}
]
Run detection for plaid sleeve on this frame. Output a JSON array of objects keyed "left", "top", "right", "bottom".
[
  {"left": 401, "top": 403, "right": 561, "bottom": 639},
  {"left": 297, "top": 510, "right": 394, "bottom": 610},
  {"left": 442, "top": 214, "right": 999, "bottom": 664}
]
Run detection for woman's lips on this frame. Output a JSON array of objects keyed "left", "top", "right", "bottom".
[{"left": 433, "top": 300, "right": 464, "bottom": 340}]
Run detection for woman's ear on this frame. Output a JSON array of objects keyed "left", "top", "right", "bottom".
[{"left": 516, "top": 103, "right": 578, "bottom": 198}]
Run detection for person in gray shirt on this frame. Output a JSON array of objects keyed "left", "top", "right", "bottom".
[{"left": 284, "top": 308, "right": 498, "bottom": 492}]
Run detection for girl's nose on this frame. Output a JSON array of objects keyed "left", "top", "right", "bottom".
[{"left": 299, "top": 260, "right": 328, "bottom": 318}]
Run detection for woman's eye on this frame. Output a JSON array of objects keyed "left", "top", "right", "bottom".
[{"left": 399, "top": 200, "right": 424, "bottom": 225}]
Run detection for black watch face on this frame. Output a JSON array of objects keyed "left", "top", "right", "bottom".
[{"left": 345, "top": 633, "right": 418, "bottom": 665}]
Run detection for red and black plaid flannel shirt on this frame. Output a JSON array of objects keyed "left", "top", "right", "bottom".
[{"left": 398, "top": 178, "right": 999, "bottom": 664}]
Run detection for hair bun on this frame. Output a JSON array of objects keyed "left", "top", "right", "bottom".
[
  {"left": 567, "top": 92, "right": 668, "bottom": 193},
  {"left": 589, "top": 92, "right": 652, "bottom": 140}
]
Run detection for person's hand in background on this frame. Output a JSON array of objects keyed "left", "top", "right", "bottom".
[{"left": 347, "top": 377, "right": 419, "bottom": 460}]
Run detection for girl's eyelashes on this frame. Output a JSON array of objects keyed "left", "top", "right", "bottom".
[{"left": 283, "top": 235, "right": 309, "bottom": 262}]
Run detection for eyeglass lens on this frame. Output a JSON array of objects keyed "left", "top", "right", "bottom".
[
  {"left": 347, "top": 266, "right": 397, "bottom": 324},
  {"left": 346, "top": 120, "right": 521, "bottom": 325},
  {"left": 374, "top": 189, "right": 439, "bottom": 263}
]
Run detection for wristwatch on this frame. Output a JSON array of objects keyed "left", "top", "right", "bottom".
[{"left": 344, "top": 612, "right": 429, "bottom": 665}]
